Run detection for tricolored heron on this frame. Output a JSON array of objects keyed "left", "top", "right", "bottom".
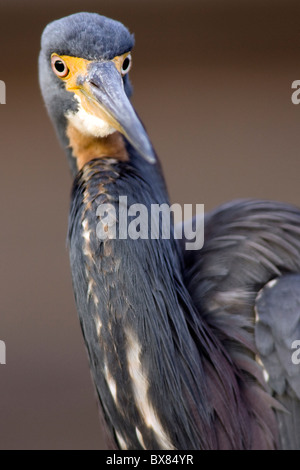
[{"left": 39, "top": 12, "right": 300, "bottom": 450}]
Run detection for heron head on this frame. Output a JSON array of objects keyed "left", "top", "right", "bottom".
[{"left": 39, "top": 12, "right": 156, "bottom": 173}]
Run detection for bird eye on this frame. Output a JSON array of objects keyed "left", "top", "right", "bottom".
[
  {"left": 51, "top": 55, "right": 69, "bottom": 78},
  {"left": 121, "top": 54, "right": 132, "bottom": 76}
]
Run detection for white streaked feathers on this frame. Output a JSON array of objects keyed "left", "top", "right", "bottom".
[
  {"left": 135, "top": 427, "right": 146, "bottom": 449},
  {"left": 81, "top": 218, "right": 99, "bottom": 307},
  {"left": 125, "top": 329, "right": 174, "bottom": 450},
  {"left": 116, "top": 431, "right": 127, "bottom": 450},
  {"left": 104, "top": 360, "right": 118, "bottom": 402},
  {"left": 94, "top": 315, "right": 102, "bottom": 337},
  {"left": 255, "top": 355, "right": 270, "bottom": 383},
  {"left": 81, "top": 212, "right": 173, "bottom": 449}
]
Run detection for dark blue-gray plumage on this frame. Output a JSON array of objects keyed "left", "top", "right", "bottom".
[
  {"left": 41, "top": 12, "right": 134, "bottom": 62},
  {"left": 39, "top": 12, "right": 300, "bottom": 450}
]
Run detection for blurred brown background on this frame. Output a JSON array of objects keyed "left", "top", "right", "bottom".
[{"left": 0, "top": 0, "right": 300, "bottom": 449}]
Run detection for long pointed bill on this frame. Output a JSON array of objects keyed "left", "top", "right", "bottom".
[{"left": 76, "top": 61, "right": 156, "bottom": 163}]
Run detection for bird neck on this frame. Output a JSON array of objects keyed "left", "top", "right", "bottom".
[
  {"left": 66, "top": 126, "right": 129, "bottom": 173},
  {"left": 68, "top": 157, "right": 251, "bottom": 450}
]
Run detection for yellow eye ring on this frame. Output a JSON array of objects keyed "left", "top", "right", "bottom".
[{"left": 51, "top": 54, "right": 69, "bottom": 78}]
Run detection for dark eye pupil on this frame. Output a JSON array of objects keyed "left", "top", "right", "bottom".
[
  {"left": 122, "top": 58, "right": 130, "bottom": 71},
  {"left": 54, "top": 60, "right": 65, "bottom": 73}
]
